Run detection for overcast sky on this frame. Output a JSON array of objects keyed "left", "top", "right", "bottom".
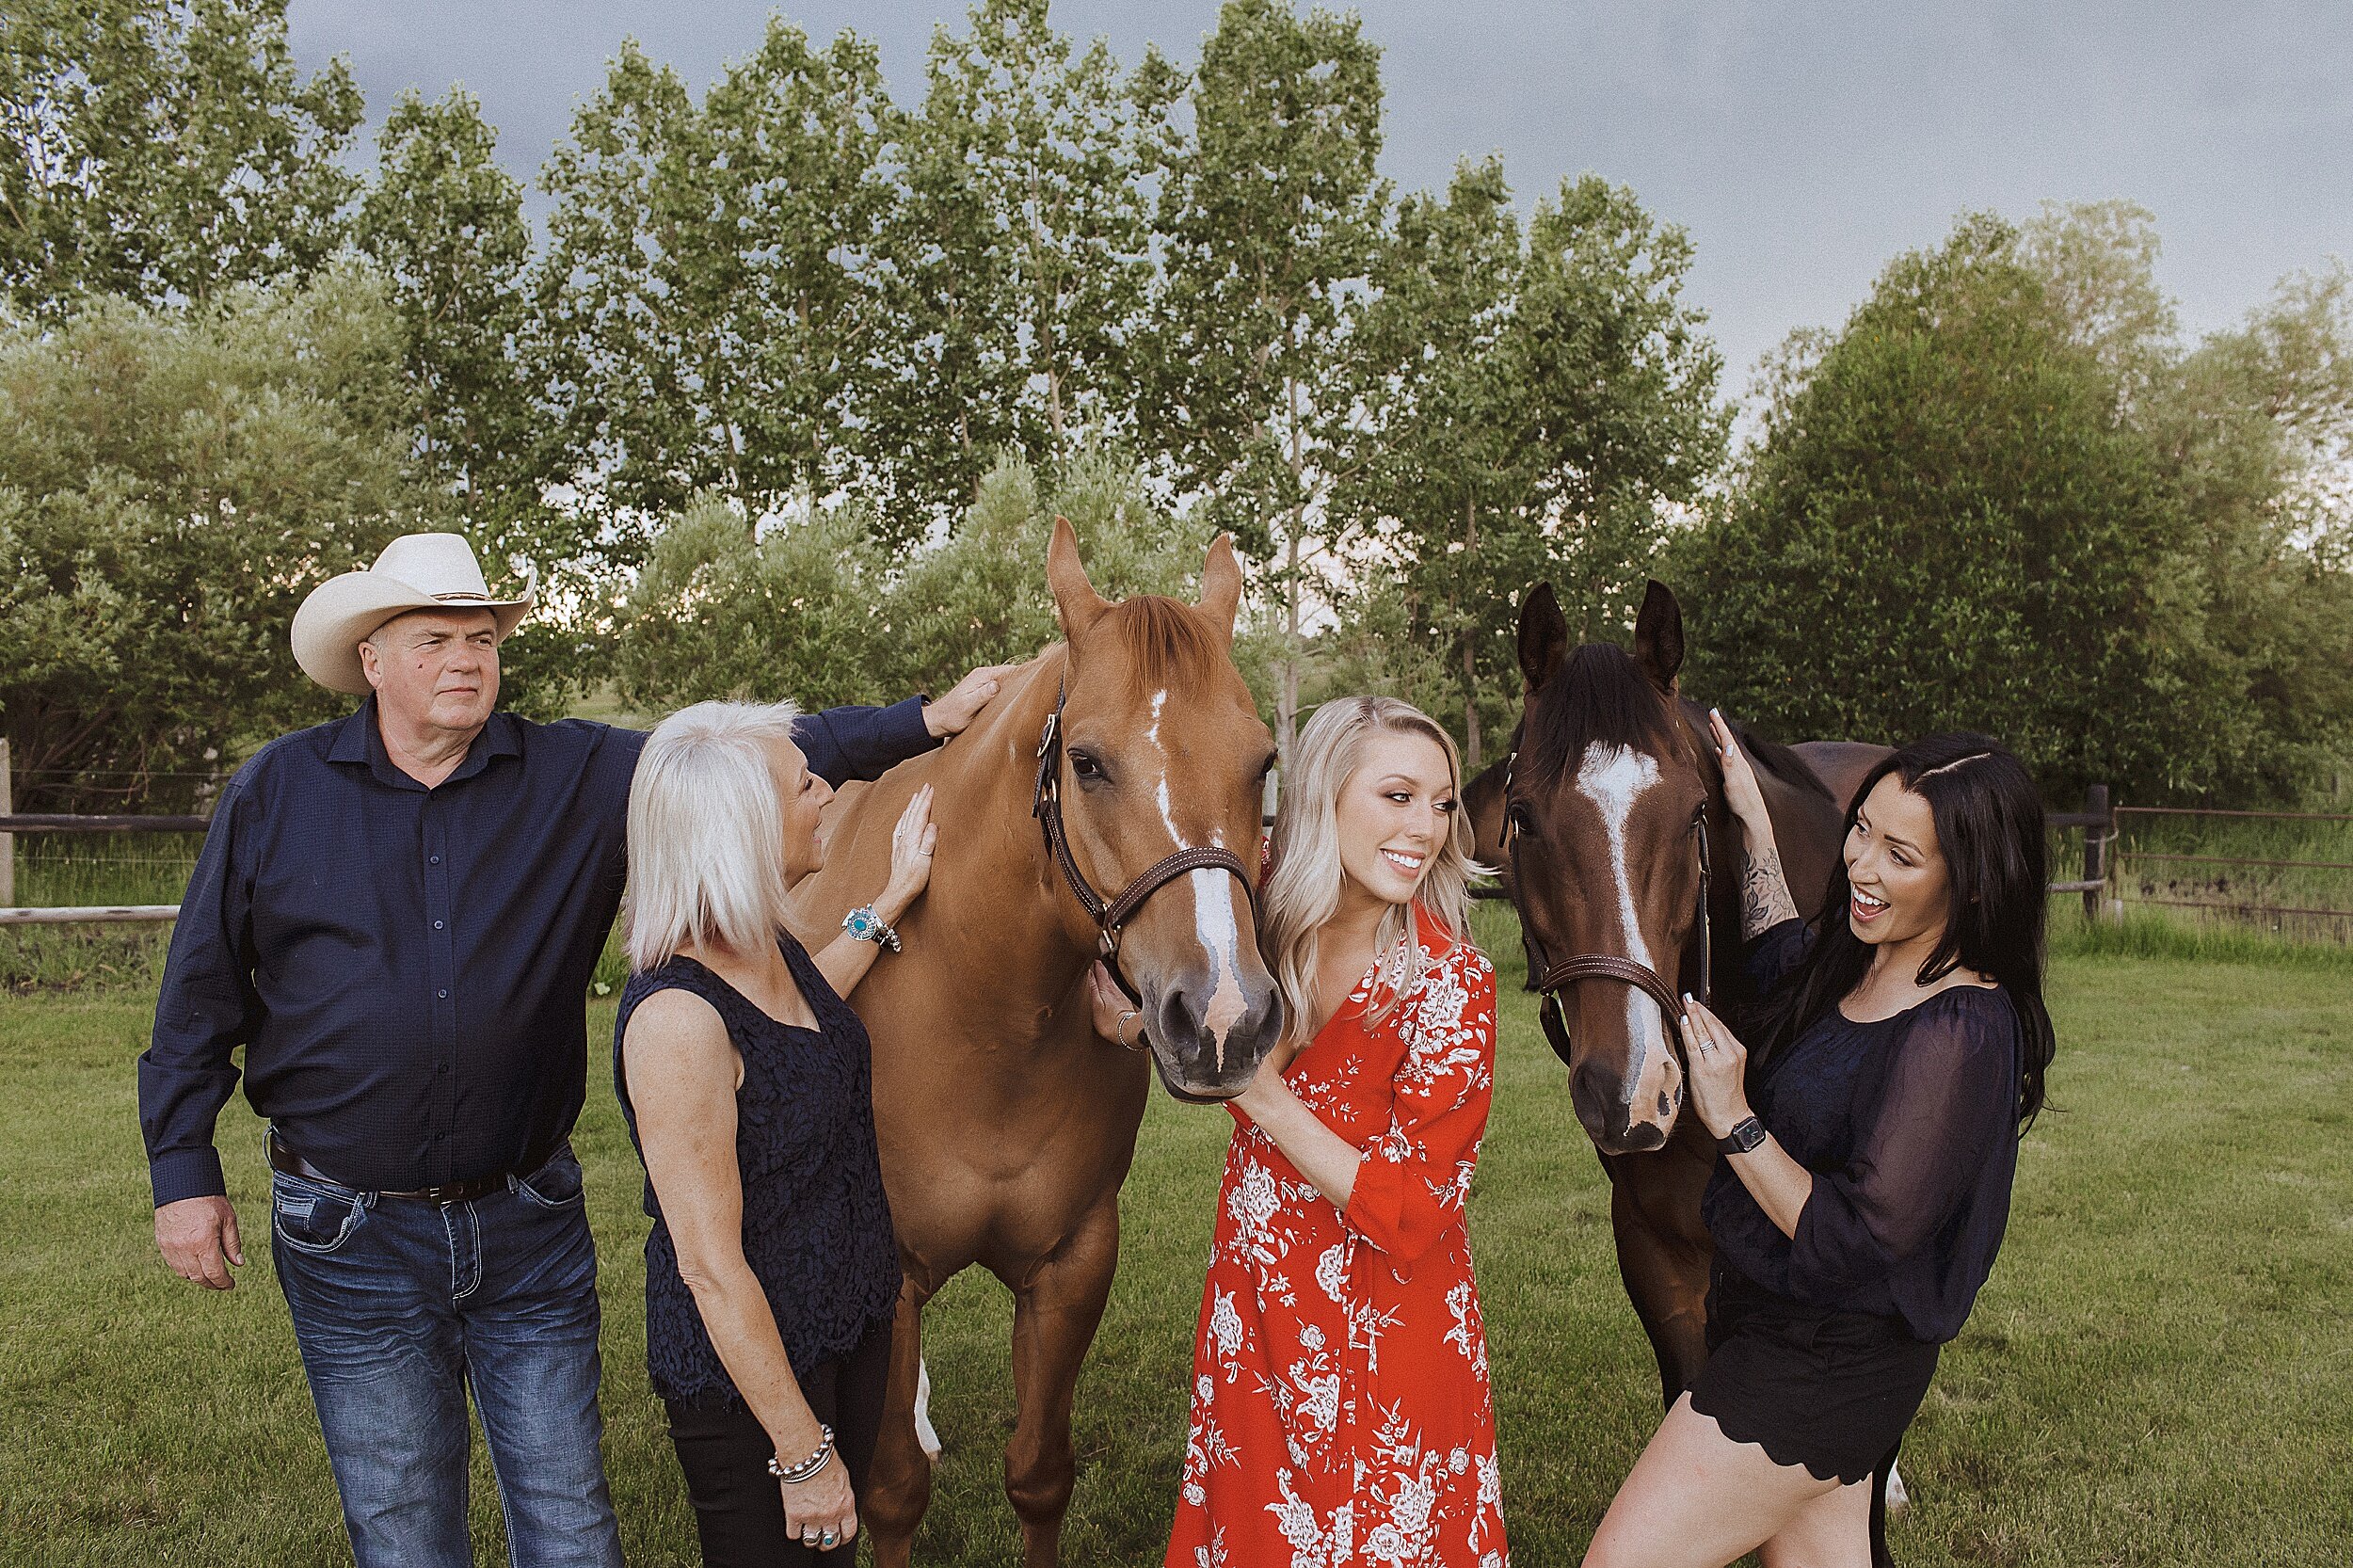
[{"left": 284, "top": 1, "right": 2353, "bottom": 398}]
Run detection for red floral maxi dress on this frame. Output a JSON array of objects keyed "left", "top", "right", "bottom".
[{"left": 1166, "top": 909, "right": 1508, "bottom": 1568}]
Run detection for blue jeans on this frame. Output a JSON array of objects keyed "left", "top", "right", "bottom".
[{"left": 269, "top": 1143, "right": 624, "bottom": 1568}]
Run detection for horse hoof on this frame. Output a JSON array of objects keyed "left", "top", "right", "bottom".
[
  {"left": 915, "top": 1356, "right": 942, "bottom": 1464},
  {"left": 1884, "top": 1461, "right": 1910, "bottom": 1516}
]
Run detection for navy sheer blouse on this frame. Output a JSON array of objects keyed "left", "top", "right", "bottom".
[{"left": 1701, "top": 920, "right": 2025, "bottom": 1343}]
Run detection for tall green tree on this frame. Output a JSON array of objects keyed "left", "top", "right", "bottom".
[
  {"left": 1681, "top": 215, "right": 2250, "bottom": 799},
  {"left": 1510, "top": 175, "right": 1727, "bottom": 639},
  {"left": 534, "top": 24, "right": 897, "bottom": 555},
  {"left": 356, "top": 87, "right": 536, "bottom": 506},
  {"left": 1333, "top": 165, "right": 1725, "bottom": 764},
  {"left": 1141, "top": 0, "right": 1388, "bottom": 754},
  {"left": 0, "top": 0, "right": 361, "bottom": 317},
  {"left": 879, "top": 0, "right": 1165, "bottom": 520},
  {"left": 1331, "top": 157, "right": 1530, "bottom": 763}
]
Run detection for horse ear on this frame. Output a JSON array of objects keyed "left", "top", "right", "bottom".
[
  {"left": 1046, "top": 516, "right": 1109, "bottom": 641},
  {"left": 1633, "top": 579, "right": 1685, "bottom": 695},
  {"left": 1517, "top": 583, "right": 1568, "bottom": 696},
  {"left": 1195, "top": 534, "right": 1242, "bottom": 647}
]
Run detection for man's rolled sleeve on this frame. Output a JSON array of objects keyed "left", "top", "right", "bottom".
[{"left": 138, "top": 776, "right": 261, "bottom": 1207}]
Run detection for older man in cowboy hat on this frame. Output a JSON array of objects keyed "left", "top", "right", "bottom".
[{"left": 137, "top": 533, "right": 1007, "bottom": 1568}]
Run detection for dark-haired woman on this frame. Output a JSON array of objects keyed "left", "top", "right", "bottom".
[{"left": 1583, "top": 722, "right": 2056, "bottom": 1568}]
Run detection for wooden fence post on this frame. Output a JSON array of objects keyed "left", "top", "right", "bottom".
[
  {"left": 0, "top": 738, "right": 13, "bottom": 908},
  {"left": 2082, "top": 783, "right": 2109, "bottom": 920}
]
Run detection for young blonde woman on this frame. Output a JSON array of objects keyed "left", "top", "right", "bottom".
[{"left": 1096, "top": 696, "right": 1510, "bottom": 1568}]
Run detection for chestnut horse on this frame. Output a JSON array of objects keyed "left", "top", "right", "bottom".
[
  {"left": 1470, "top": 580, "right": 1852, "bottom": 1406},
  {"left": 791, "top": 520, "right": 1283, "bottom": 1567}
]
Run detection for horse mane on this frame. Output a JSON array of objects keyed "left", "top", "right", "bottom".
[
  {"left": 1517, "top": 643, "right": 1683, "bottom": 786},
  {"left": 1094, "top": 594, "right": 1227, "bottom": 694},
  {"left": 1727, "top": 719, "right": 1835, "bottom": 805}
]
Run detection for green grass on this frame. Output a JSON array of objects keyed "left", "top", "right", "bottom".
[{"left": 3, "top": 911, "right": 2349, "bottom": 1565}]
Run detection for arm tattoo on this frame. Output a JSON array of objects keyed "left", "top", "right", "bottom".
[{"left": 1739, "top": 841, "right": 1801, "bottom": 938}]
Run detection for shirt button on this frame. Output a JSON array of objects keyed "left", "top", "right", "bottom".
[
  {"left": 433, "top": 920, "right": 444, "bottom": 930},
  {"left": 429, "top": 855, "right": 441, "bottom": 865},
  {"left": 438, "top": 988, "right": 449, "bottom": 1000}
]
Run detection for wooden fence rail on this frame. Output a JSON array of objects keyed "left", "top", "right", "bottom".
[{"left": 3, "top": 775, "right": 2335, "bottom": 935}]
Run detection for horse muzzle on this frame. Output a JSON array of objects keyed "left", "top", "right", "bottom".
[{"left": 1143, "top": 976, "right": 1283, "bottom": 1102}]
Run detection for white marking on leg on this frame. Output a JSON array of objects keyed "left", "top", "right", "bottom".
[
  {"left": 1577, "top": 744, "right": 1671, "bottom": 1091},
  {"left": 915, "top": 1355, "right": 941, "bottom": 1463}
]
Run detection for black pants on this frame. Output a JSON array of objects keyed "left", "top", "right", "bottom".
[{"left": 663, "top": 1318, "right": 894, "bottom": 1568}]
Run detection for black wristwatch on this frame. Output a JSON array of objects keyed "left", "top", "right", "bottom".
[{"left": 1716, "top": 1115, "right": 1767, "bottom": 1156}]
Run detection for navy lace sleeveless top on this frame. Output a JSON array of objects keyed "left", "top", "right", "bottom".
[{"left": 615, "top": 933, "right": 902, "bottom": 1406}]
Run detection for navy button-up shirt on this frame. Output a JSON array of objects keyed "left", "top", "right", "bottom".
[{"left": 138, "top": 695, "right": 936, "bottom": 1206}]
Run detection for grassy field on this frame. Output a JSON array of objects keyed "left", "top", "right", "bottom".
[{"left": 3, "top": 905, "right": 2349, "bottom": 1566}]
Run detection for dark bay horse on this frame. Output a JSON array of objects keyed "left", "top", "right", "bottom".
[
  {"left": 790, "top": 520, "right": 1283, "bottom": 1567},
  {"left": 1472, "top": 580, "right": 1851, "bottom": 1406}
]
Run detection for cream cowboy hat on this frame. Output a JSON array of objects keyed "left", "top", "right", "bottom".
[{"left": 292, "top": 533, "right": 536, "bottom": 696}]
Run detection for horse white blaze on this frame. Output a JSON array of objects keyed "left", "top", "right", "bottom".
[
  {"left": 1191, "top": 868, "right": 1250, "bottom": 1069},
  {"left": 1144, "top": 687, "right": 1249, "bottom": 1067},
  {"left": 1577, "top": 744, "right": 1673, "bottom": 1106}
]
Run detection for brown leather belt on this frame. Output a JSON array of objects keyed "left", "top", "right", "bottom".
[{"left": 267, "top": 1131, "right": 526, "bottom": 1206}]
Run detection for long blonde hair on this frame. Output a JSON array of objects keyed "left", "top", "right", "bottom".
[
  {"left": 625, "top": 699, "right": 804, "bottom": 971},
  {"left": 1260, "top": 696, "right": 1482, "bottom": 1041}
]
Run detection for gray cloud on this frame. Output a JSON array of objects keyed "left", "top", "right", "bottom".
[{"left": 287, "top": 0, "right": 2353, "bottom": 394}]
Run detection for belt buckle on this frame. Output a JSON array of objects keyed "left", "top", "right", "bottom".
[{"left": 420, "top": 1181, "right": 464, "bottom": 1206}]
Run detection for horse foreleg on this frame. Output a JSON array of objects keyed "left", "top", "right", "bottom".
[
  {"left": 1604, "top": 1160, "right": 1714, "bottom": 1407},
  {"left": 863, "top": 1281, "right": 936, "bottom": 1568},
  {"left": 1003, "top": 1195, "right": 1121, "bottom": 1568}
]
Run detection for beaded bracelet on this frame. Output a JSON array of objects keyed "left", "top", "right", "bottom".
[{"left": 767, "top": 1424, "right": 836, "bottom": 1485}]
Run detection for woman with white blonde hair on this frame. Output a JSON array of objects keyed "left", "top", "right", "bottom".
[
  {"left": 614, "top": 698, "right": 939, "bottom": 1564},
  {"left": 1094, "top": 695, "right": 1513, "bottom": 1566}
]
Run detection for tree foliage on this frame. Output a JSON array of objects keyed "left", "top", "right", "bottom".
[
  {"left": 880, "top": 0, "right": 1165, "bottom": 520},
  {"left": 611, "top": 451, "right": 1209, "bottom": 716},
  {"left": 0, "top": 0, "right": 361, "bottom": 318},
  {"left": 1681, "top": 209, "right": 2353, "bottom": 802},
  {"left": 0, "top": 265, "right": 426, "bottom": 808},
  {"left": 533, "top": 24, "right": 898, "bottom": 552},
  {"left": 1333, "top": 165, "right": 1725, "bottom": 764},
  {"left": 1141, "top": 0, "right": 1388, "bottom": 749}
]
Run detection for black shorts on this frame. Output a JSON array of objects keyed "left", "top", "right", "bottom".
[{"left": 1687, "top": 1270, "right": 1939, "bottom": 1487}]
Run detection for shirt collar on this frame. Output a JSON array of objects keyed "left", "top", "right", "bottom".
[{"left": 326, "top": 696, "right": 520, "bottom": 791}]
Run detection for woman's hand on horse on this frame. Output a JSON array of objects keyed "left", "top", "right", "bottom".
[
  {"left": 1085, "top": 961, "right": 1143, "bottom": 1048},
  {"left": 882, "top": 785, "right": 938, "bottom": 916},
  {"left": 1708, "top": 709, "right": 1771, "bottom": 833},
  {"left": 924, "top": 663, "right": 1018, "bottom": 738},
  {"left": 777, "top": 1453, "right": 857, "bottom": 1551},
  {"left": 1680, "top": 995, "right": 1753, "bottom": 1139}
]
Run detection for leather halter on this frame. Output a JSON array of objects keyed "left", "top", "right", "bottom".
[
  {"left": 1032, "top": 683, "right": 1258, "bottom": 1005},
  {"left": 1504, "top": 738, "right": 1716, "bottom": 1054}
]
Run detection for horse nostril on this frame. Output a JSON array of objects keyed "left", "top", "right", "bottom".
[{"left": 1657, "top": 1089, "right": 1674, "bottom": 1122}]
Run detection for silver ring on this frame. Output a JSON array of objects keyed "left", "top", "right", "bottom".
[{"left": 821, "top": 1531, "right": 838, "bottom": 1546}]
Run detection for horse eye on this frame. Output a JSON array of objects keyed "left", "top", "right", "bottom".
[
  {"left": 1070, "top": 751, "right": 1105, "bottom": 783},
  {"left": 1507, "top": 802, "right": 1537, "bottom": 836}
]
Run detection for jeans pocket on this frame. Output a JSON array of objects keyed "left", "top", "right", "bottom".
[
  {"left": 513, "top": 1147, "right": 585, "bottom": 1210},
  {"left": 272, "top": 1176, "right": 366, "bottom": 1255}
]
